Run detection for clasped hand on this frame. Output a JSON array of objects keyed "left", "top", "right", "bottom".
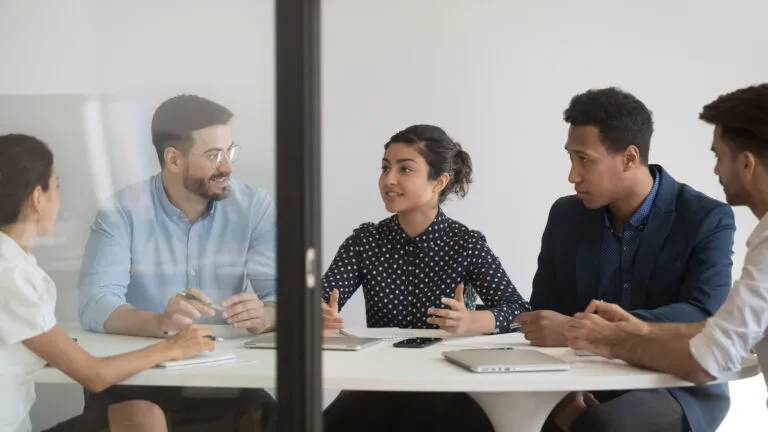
[{"left": 160, "top": 288, "right": 271, "bottom": 333}]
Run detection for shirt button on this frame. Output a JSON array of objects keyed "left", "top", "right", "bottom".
[{"left": 190, "top": 270, "right": 197, "bottom": 276}]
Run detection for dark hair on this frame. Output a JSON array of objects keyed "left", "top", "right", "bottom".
[
  {"left": 699, "top": 84, "right": 768, "bottom": 164},
  {"left": 563, "top": 87, "right": 654, "bottom": 164},
  {"left": 384, "top": 124, "right": 473, "bottom": 204},
  {"left": 151, "top": 94, "right": 234, "bottom": 166},
  {"left": 0, "top": 134, "right": 54, "bottom": 226}
]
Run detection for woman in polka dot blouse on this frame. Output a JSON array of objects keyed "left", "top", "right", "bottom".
[{"left": 321, "top": 124, "right": 530, "bottom": 432}]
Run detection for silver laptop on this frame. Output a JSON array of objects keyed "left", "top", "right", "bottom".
[
  {"left": 243, "top": 332, "right": 381, "bottom": 351},
  {"left": 443, "top": 348, "right": 570, "bottom": 373}
]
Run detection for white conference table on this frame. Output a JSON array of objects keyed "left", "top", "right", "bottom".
[{"left": 36, "top": 325, "right": 761, "bottom": 432}]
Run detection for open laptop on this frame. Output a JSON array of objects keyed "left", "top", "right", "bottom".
[
  {"left": 443, "top": 348, "right": 570, "bottom": 373},
  {"left": 243, "top": 332, "right": 381, "bottom": 351}
]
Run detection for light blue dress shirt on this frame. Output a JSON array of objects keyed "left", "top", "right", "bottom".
[{"left": 78, "top": 174, "right": 276, "bottom": 333}]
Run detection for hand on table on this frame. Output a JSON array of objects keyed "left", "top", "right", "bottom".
[
  {"left": 164, "top": 324, "right": 215, "bottom": 360},
  {"left": 515, "top": 310, "right": 570, "bottom": 347},
  {"left": 583, "top": 300, "right": 649, "bottom": 335},
  {"left": 221, "top": 293, "right": 273, "bottom": 333},
  {"left": 322, "top": 289, "right": 344, "bottom": 337},
  {"left": 427, "top": 283, "right": 474, "bottom": 334},
  {"left": 159, "top": 288, "right": 215, "bottom": 333},
  {"left": 565, "top": 311, "right": 625, "bottom": 358}
]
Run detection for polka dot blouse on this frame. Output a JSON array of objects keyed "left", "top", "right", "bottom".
[{"left": 322, "top": 210, "right": 530, "bottom": 333}]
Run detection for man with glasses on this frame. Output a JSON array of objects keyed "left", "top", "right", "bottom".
[{"left": 74, "top": 94, "right": 276, "bottom": 430}]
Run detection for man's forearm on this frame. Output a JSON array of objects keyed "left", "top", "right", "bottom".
[
  {"left": 104, "top": 305, "right": 165, "bottom": 337},
  {"left": 645, "top": 321, "right": 707, "bottom": 339},
  {"left": 612, "top": 326, "right": 715, "bottom": 385}
]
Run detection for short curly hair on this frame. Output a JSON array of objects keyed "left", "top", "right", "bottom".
[
  {"left": 564, "top": 87, "right": 654, "bottom": 164},
  {"left": 699, "top": 84, "right": 768, "bottom": 163}
]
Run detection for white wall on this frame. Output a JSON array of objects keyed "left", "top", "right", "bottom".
[
  {"left": 0, "top": 1, "right": 274, "bottom": 430},
  {"left": 321, "top": 1, "right": 768, "bottom": 429}
]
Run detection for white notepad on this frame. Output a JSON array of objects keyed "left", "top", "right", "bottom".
[
  {"left": 155, "top": 352, "right": 236, "bottom": 369},
  {"left": 340, "top": 328, "right": 417, "bottom": 340}
]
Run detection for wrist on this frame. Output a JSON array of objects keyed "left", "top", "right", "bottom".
[
  {"left": 638, "top": 320, "right": 651, "bottom": 336},
  {"left": 263, "top": 302, "right": 277, "bottom": 331},
  {"left": 154, "top": 313, "right": 172, "bottom": 337},
  {"left": 157, "top": 339, "right": 179, "bottom": 361},
  {"left": 246, "top": 303, "right": 277, "bottom": 334},
  {"left": 607, "top": 329, "right": 626, "bottom": 358},
  {"left": 467, "top": 310, "right": 495, "bottom": 334}
]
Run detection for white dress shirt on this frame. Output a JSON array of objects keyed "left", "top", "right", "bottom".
[
  {"left": 0, "top": 232, "right": 57, "bottom": 432},
  {"left": 690, "top": 212, "right": 768, "bottom": 399}
]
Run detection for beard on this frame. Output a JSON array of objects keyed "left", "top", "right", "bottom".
[
  {"left": 183, "top": 168, "right": 230, "bottom": 201},
  {"left": 721, "top": 177, "right": 749, "bottom": 207}
]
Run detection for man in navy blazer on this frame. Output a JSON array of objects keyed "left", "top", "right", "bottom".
[{"left": 519, "top": 88, "right": 735, "bottom": 432}]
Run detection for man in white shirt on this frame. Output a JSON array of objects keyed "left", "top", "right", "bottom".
[{"left": 565, "top": 83, "right": 768, "bottom": 396}]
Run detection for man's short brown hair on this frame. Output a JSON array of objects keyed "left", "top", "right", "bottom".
[{"left": 151, "top": 95, "right": 234, "bottom": 166}]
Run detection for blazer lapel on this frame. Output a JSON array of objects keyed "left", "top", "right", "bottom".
[
  {"left": 576, "top": 209, "right": 604, "bottom": 302},
  {"left": 630, "top": 210, "right": 675, "bottom": 307},
  {"left": 630, "top": 165, "right": 678, "bottom": 308}
]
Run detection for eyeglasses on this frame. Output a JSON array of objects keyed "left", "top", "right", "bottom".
[{"left": 202, "top": 143, "right": 240, "bottom": 166}]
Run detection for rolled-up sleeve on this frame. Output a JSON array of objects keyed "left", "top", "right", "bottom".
[
  {"left": 247, "top": 190, "right": 277, "bottom": 302},
  {"left": 689, "top": 233, "right": 768, "bottom": 377},
  {"left": 77, "top": 204, "right": 132, "bottom": 333}
]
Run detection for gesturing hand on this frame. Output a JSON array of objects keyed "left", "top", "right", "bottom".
[
  {"left": 322, "top": 289, "right": 344, "bottom": 337},
  {"left": 427, "top": 283, "right": 474, "bottom": 334}
]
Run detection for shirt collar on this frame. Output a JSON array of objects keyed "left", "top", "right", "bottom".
[
  {"left": 0, "top": 231, "right": 37, "bottom": 266},
  {"left": 388, "top": 209, "right": 449, "bottom": 250},
  {"left": 153, "top": 174, "right": 216, "bottom": 222},
  {"left": 604, "top": 167, "right": 661, "bottom": 230}
]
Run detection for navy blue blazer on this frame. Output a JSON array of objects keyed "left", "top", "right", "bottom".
[{"left": 531, "top": 165, "right": 735, "bottom": 432}]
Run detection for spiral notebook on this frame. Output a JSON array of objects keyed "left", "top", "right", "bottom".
[{"left": 339, "top": 328, "right": 417, "bottom": 340}]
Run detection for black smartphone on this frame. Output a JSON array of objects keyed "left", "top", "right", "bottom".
[{"left": 393, "top": 337, "right": 443, "bottom": 348}]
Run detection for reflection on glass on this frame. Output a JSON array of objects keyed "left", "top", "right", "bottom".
[{"left": 0, "top": 1, "right": 277, "bottom": 431}]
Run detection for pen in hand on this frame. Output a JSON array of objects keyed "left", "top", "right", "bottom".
[{"left": 176, "top": 291, "right": 225, "bottom": 311}]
